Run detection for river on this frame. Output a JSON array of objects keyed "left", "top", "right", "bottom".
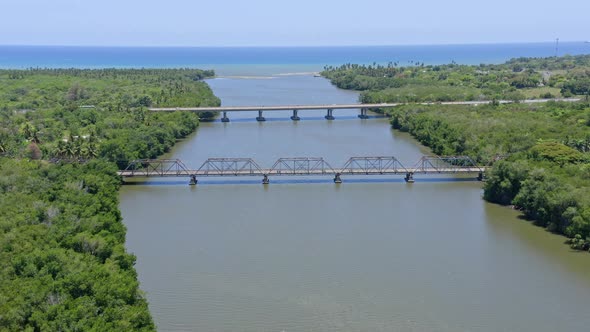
[{"left": 119, "top": 74, "right": 590, "bottom": 331}]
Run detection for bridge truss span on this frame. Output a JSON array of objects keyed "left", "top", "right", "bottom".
[
  {"left": 340, "top": 156, "right": 408, "bottom": 175},
  {"left": 117, "top": 155, "right": 488, "bottom": 185},
  {"left": 269, "top": 157, "right": 336, "bottom": 175},
  {"left": 411, "top": 156, "right": 483, "bottom": 174},
  {"left": 119, "top": 159, "right": 192, "bottom": 177},
  {"left": 196, "top": 158, "right": 263, "bottom": 176}
]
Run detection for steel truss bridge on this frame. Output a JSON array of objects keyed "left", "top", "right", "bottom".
[{"left": 117, "top": 156, "right": 486, "bottom": 185}]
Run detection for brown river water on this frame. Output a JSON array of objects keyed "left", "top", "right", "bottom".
[{"left": 120, "top": 75, "right": 590, "bottom": 331}]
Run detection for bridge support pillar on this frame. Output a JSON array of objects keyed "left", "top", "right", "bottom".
[
  {"left": 291, "top": 109, "right": 300, "bottom": 121},
  {"left": 325, "top": 108, "right": 335, "bottom": 120},
  {"left": 189, "top": 175, "right": 197, "bottom": 185},
  {"left": 221, "top": 111, "right": 229, "bottom": 122},
  {"left": 262, "top": 174, "right": 270, "bottom": 184},
  {"left": 333, "top": 172, "right": 342, "bottom": 184},
  {"left": 404, "top": 172, "right": 414, "bottom": 183},
  {"left": 256, "top": 110, "right": 266, "bottom": 122},
  {"left": 358, "top": 108, "right": 369, "bottom": 119},
  {"left": 477, "top": 171, "right": 484, "bottom": 181}
]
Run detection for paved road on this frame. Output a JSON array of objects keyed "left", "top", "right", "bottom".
[{"left": 148, "top": 98, "right": 581, "bottom": 113}]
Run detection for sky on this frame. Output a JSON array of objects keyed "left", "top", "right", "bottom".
[{"left": 1, "top": 0, "right": 589, "bottom": 46}]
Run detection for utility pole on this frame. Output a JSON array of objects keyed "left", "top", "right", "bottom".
[{"left": 555, "top": 38, "right": 559, "bottom": 57}]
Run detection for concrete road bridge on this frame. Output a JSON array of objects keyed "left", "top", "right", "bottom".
[
  {"left": 148, "top": 98, "right": 580, "bottom": 122},
  {"left": 117, "top": 156, "right": 487, "bottom": 185}
]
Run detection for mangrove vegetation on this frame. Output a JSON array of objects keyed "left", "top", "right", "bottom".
[
  {"left": 322, "top": 54, "right": 590, "bottom": 103},
  {"left": 324, "top": 55, "right": 590, "bottom": 251},
  {"left": 0, "top": 68, "right": 219, "bottom": 330}
]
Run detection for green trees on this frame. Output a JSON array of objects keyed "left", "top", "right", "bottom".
[
  {"left": 322, "top": 55, "right": 590, "bottom": 103},
  {"left": 528, "top": 141, "right": 584, "bottom": 164},
  {"left": 562, "top": 78, "right": 590, "bottom": 97},
  {"left": 484, "top": 160, "right": 530, "bottom": 205},
  {"left": 0, "top": 68, "right": 218, "bottom": 163},
  {"left": 0, "top": 160, "right": 155, "bottom": 330},
  {"left": 387, "top": 102, "right": 590, "bottom": 249},
  {"left": 324, "top": 55, "right": 590, "bottom": 251},
  {"left": 0, "top": 68, "right": 220, "bottom": 329}
]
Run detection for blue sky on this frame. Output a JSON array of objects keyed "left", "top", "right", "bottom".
[{"left": 2, "top": 0, "right": 589, "bottom": 46}]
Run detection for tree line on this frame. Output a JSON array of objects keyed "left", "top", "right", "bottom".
[{"left": 321, "top": 55, "right": 590, "bottom": 103}]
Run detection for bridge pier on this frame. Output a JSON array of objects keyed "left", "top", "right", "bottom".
[
  {"left": 189, "top": 175, "right": 197, "bottom": 185},
  {"left": 291, "top": 109, "right": 300, "bottom": 121},
  {"left": 404, "top": 172, "right": 414, "bottom": 183},
  {"left": 221, "top": 111, "right": 229, "bottom": 122},
  {"left": 358, "top": 108, "right": 369, "bottom": 119},
  {"left": 333, "top": 172, "right": 342, "bottom": 183},
  {"left": 477, "top": 171, "right": 484, "bottom": 181},
  {"left": 262, "top": 174, "right": 270, "bottom": 184},
  {"left": 256, "top": 110, "right": 266, "bottom": 122},
  {"left": 325, "top": 108, "right": 335, "bottom": 120}
]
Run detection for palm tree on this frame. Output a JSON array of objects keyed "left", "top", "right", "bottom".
[
  {"left": 19, "top": 122, "right": 40, "bottom": 143},
  {"left": 65, "top": 134, "right": 76, "bottom": 159},
  {"left": 87, "top": 142, "right": 99, "bottom": 159},
  {"left": 54, "top": 139, "right": 68, "bottom": 158}
]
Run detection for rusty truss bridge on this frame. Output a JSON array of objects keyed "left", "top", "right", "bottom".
[{"left": 117, "top": 156, "right": 486, "bottom": 185}]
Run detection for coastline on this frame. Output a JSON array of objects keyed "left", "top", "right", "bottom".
[{"left": 1, "top": 42, "right": 589, "bottom": 74}]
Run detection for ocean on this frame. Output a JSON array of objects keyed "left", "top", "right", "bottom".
[{"left": 1, "top": 42, "right": 589, "bottom": 76}]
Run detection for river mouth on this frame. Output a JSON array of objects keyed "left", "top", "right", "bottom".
[{"left": 120, "top": 75, "right": 590, "bottom": 332}]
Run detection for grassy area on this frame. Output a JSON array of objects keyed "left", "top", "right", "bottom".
[
  {"left": 519, "top": 86, "right": 562, "bottom": 99},
  {"left": 361, "top": 84, "right": 482, "bottom": 103}
]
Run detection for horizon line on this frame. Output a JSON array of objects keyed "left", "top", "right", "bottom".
[{"left": 0, "top": 40, "right": 586, "bottom": 48}]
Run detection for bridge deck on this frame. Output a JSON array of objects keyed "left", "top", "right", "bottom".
[
  {"left": 149, "top": 103, "right": 400, "bottom": 112},
  {"left": 117, "top": 167, "right": 484, "bottom": 177},
  {"left": 148, "top": 99, "right": 580, "bottom": 113}
]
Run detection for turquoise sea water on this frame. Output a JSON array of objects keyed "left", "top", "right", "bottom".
[{"left": 1, "top": 42, "right": 589, "bottom": 75}]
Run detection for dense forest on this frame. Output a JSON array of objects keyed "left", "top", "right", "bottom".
[
  {"left": 0, "top": 68, "right": 219, "bottom": 167},
  {"left": 322, "top": 54, "right": 590, "bottom": 103},
  {"left": 323, "top": 55, "right": 590, "bottom": 252},
  {"left": 0, "top": 68, "right": 219, "bottom": 330},
  {"left": 389, "top": 102, "right": 590, "bottom": 247}
]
